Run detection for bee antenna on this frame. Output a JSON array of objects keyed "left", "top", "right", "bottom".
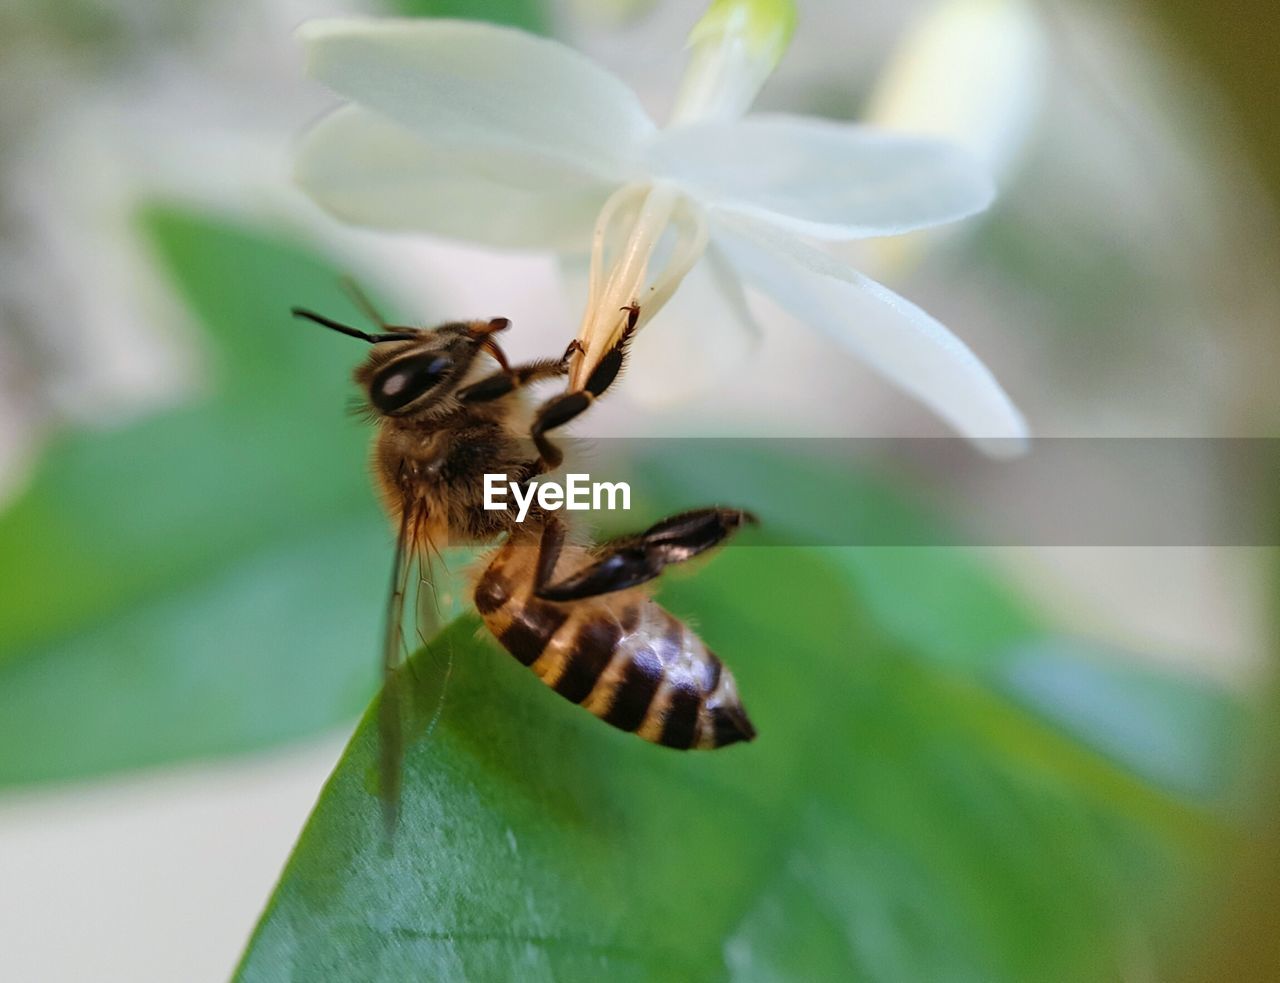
[{"left": 291, "top": 307, "right": 415, "bottom": 344}]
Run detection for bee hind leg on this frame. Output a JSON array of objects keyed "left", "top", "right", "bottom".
[{"left": 535, "top": 507, "right": 757, "bottom": 602}]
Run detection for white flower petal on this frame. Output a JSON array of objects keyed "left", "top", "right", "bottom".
[
  {"left": 299, "top": 17, "right": 656, "bottom": 189},
  {"left": 711, "top": 212, "right": 1027, "bottom": 449},
  {"left": 295, "top": 106, "right": 609, "bottom": 250},
  {"left": 647, "top": 113, "right": 994, "bottom": 240},
  {"left": 625, "top": 244, "right": 763, "bottom": 406}
]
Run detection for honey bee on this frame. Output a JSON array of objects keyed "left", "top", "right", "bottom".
[{"left": 292, "top": 296, "right": 757, "bottom": 830}]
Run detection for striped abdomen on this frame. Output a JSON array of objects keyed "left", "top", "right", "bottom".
[{"left": 474, "top": 541, "right": 755, "bottom": 749}]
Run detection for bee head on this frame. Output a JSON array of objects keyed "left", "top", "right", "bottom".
[{"left": 292, "top": 308, "right": 510, "bottom": 418}]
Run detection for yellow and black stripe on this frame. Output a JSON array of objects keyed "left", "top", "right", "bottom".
[{"left": 475, "top": 547, "right": 754, "bottom": 749}]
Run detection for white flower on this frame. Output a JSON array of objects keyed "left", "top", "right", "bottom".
[{"left": 293, "top": 2, "right": 1027, "bottom": 446}]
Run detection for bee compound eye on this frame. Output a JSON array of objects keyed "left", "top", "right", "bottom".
[{"left": 371, "top": 354, "right": 454, "bottom": 413}]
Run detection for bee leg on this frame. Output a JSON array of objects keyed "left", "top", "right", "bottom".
[
  {"left": 533, "top": 515, "right": 568, "bottom": 590},
  {"left": 462, "top": 337, "right": 584, "bottom": 404},
  {"left": 535, "top": 507, "right": 757, "bottom": 602},
  {"left": 530, "top": 309, "right": 638, "bottom": 469},
  {"left": 457, "top": 358, "right": 567, "bottom": 404},
  {"left": 560, "top": 339, "right": 586, "bottom": 367}
]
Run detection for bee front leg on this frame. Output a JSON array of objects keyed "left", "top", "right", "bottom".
[
  {"left": 530, "top": 308, "right": 638, "bottom": 470},
  {"left": 457, "top": 358, "right": 568, "bottom": 404}
]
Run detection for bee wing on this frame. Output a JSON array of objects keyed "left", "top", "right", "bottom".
[
  {"left": 378, "top": 494, "right": 448, "bottom": 840},
  {"left": 377, "top": 499, "right": 416, "bottom": 839},
  {"left": 412, "top": 518, "right": 446, "bottom": 654}
]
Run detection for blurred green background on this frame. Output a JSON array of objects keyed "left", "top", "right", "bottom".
[{"left": 0, "top": 1, "right": 1276, "bottom": 981}]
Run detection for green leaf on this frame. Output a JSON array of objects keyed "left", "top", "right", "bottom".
[
  {"left": 388, "top": 0, "right": 550, "bottom": 36},
  {"left": 237, "top": 546, "right": 1232, "bottom": 982},
  {"left": 0, "top": 205, "right": 395, "bottom": 785},
  {"left": 0, "top": 516, "right": 384, "bottom": 784},
  {"left": 996, "top": 637, "right": 1245, "bottom": 803}
]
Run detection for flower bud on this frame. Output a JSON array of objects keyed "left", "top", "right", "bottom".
[{"left": 670, "top": 0, "right": 797, "bottom": 125}]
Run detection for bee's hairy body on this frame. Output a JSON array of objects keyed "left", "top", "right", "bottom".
[
  {"left": 294, "top": 302, "right": 755, "bottom": 800},
  {"left": 371, "top": 414, "right": 531, "bottom": 545},
  {"left": 371, "top": 381, "right": 755, "bottom": 750}
]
